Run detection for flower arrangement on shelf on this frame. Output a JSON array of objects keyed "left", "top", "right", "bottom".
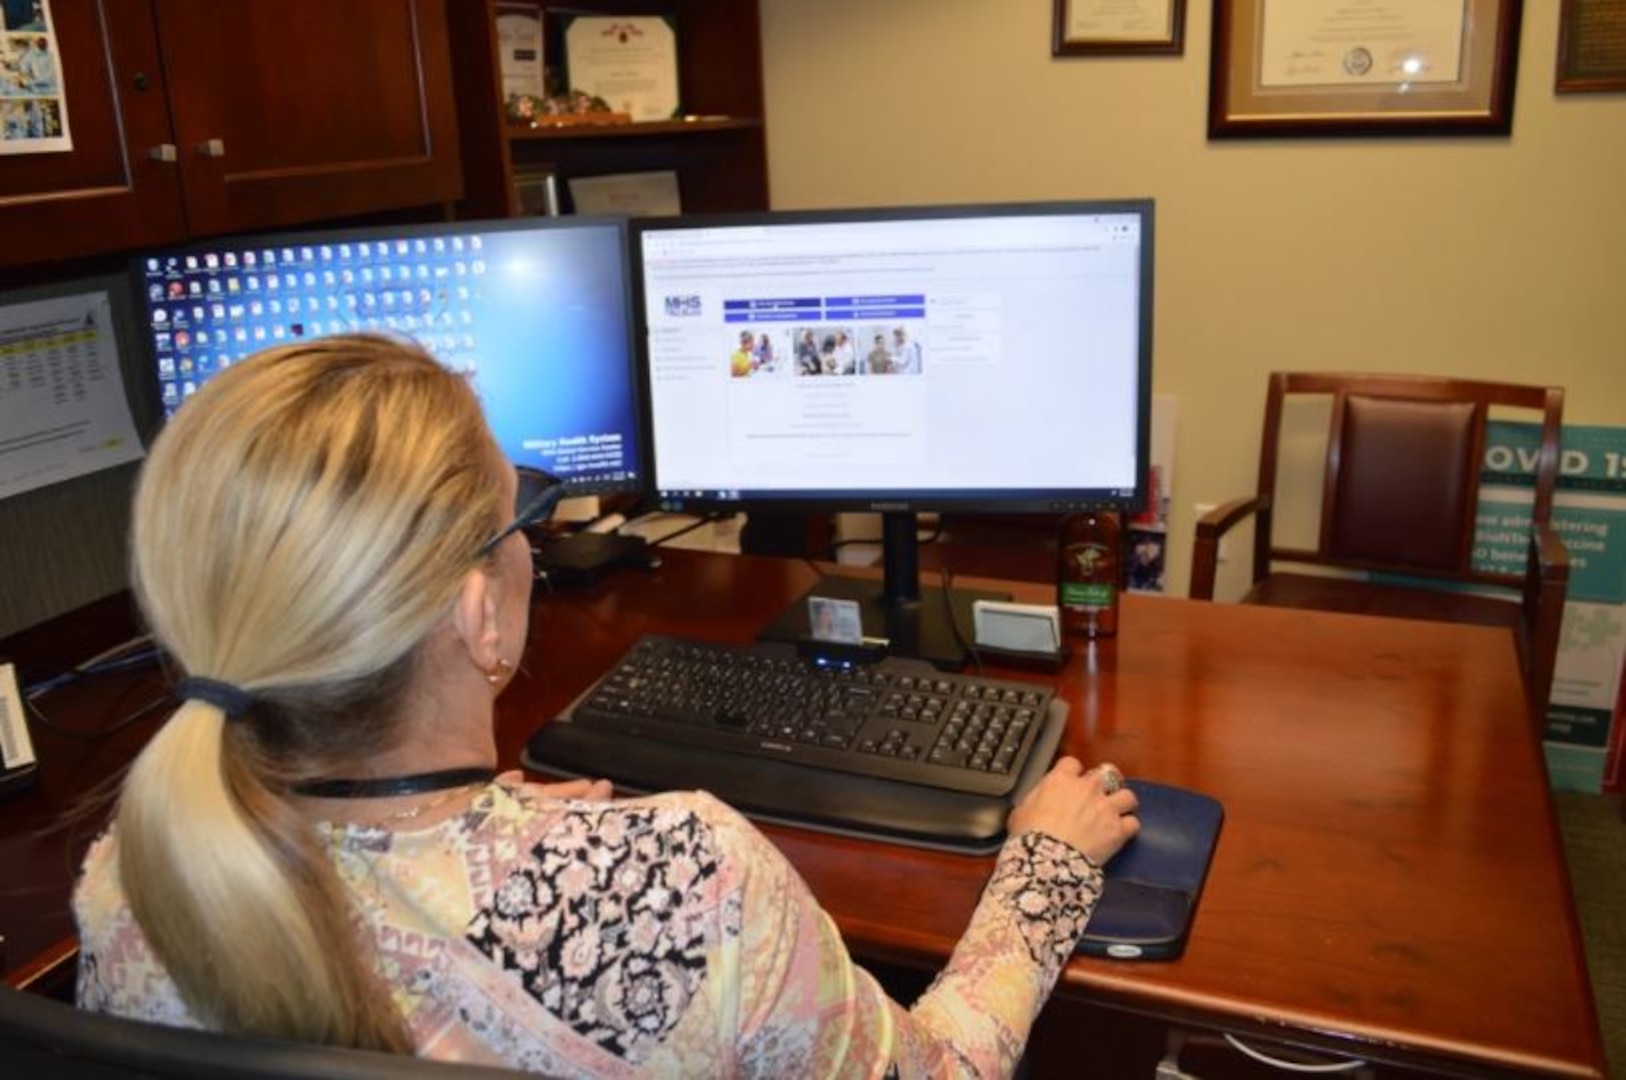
[{"left": 505, "top": 90, "right": 631, "bottom": 129}]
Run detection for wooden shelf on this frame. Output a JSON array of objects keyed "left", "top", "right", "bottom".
[
  {"left": 507, "top": 116, "right": 763, "bottom": 142},
  {"left": 446, "top": 0, "right": 767, "bottom": 220}
]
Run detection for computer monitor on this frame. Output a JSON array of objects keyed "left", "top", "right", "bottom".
[
  {"left": 629, "top": 200, "right": 1154, "bottom": 667},
  {"left": 131, "top": 216, "right": 643, "bottom": 499}
]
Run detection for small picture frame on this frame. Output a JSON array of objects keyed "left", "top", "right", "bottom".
[
  {"left": 511, "top": 163, "right": 560, "bottom": 217},
  {"left": 1053, "top": 0, "right": 1185, "bottom": 56},
  {"left": 1556, "top": 0, "right": 1626, "bottom": 93}
]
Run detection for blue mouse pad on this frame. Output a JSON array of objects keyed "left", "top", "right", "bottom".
[{"left": 1076, "top": 779, "right": 1223, "bottom": 961}]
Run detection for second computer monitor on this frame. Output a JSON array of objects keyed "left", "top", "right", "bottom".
[
  {"left": 630, "top": 200, "right": 1151, "bottom": 516},
  {"left": 629, "top": 200, "right": 1154, "bottom": 667},
  {"left": 134, "top": 216, "right": 643, "bottom": 497}
]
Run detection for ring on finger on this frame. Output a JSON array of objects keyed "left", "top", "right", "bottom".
[{"left": 1097, "top": 763, "right": 1123, "bottom": 795}]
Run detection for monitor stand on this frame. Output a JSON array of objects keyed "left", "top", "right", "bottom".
[{"left": 759, "top": 511, "right": 1010, "bottom": 670}]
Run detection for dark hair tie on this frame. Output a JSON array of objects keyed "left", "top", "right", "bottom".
[{"left": 175, "top": 676, "right": 254, "bottom": 719}]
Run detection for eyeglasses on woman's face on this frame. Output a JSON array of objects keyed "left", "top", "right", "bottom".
[{"left": 476, "top": 466, "right": 565, "bottom": 559}]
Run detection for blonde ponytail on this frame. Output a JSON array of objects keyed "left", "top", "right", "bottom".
[
  {"left": 117, "top": 702, "right": 412, "bottom": 1049},
  {"left": 116, "top": 336, "right": 502, "bottom": 1049}
]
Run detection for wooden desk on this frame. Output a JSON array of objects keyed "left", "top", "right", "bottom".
[{"left": 1, "top": 549, "right": 1604, "bottom": 1077}]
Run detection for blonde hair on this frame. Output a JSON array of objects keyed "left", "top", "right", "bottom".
[{"left": 117, "top": 335, "right": 504, "bottom": 1050}]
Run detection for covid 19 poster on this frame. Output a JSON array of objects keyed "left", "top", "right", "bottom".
[{"left": 1478, "top": 423, "right": 1626, "bottom": 793}]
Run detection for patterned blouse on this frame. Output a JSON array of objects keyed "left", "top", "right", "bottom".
[{"left": 74, "top": 774, "right": 1103, "bottom": 1077}]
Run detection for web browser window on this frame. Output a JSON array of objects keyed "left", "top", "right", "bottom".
[{"left": 636, "top": 210, "right": 1145, "bottom": 505}]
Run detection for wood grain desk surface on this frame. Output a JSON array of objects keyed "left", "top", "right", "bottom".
[{"left": 2, "top": 548, "right": 1604, "bottom": 1077}]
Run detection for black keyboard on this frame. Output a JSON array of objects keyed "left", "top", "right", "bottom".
[
  {"left": 526, "top": 634, "right": 1073, "bottom": 852},
  {"left": 562, "top": 634, "right": 1055, "bottom": 799}
]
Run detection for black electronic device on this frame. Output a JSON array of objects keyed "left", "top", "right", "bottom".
[
  {"left": 129, "top": 216, "right": 647, "bottom": 504},
  {"left": 627, "top": 200, "right": 1154, "bottom": 668},
  {"left": 524, "top": 634, "right": 1069, "bottom": 854},
  {"left": 533, "top": 531, "right": 652, "bottom": 585}
]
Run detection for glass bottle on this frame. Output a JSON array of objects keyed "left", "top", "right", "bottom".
[{"left": 1057, "top": 511, "right": 1121, "bottom": 638}]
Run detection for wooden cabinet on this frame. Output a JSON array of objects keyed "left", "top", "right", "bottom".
[
  {"left": 446, "top": 0, "right": 767, "bottom": 220},
  {"left": 0, "top": 0, "right": 463, "bottom": 270},
  {"left": 0, "top": 1, "right": 187, "bottom": 268},
  {"left": 152, "top": 0, "right": 462, "bottom": 236}
]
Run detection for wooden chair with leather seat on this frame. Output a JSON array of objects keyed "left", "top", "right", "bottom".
[{"left": 1190, "top": 372, "right": 1568, "bottom": 722}]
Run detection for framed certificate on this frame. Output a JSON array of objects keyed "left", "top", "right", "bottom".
[
  {"left": 495, "top": 3, "right": 545, "bottom": 101},
  {"left": 562, "top": 15, "right": 680, "bottom": 122},
  {"left": 1556, "top": 0, "right": 1626, "bottom": 92},
  {"left": 1053, "top": 0, "right": 1186, "bottom": 56},
  {"left": 568, "top": 170, "right": 681, "bottom": 217},
  {"left": 1209, "top": 0, "right": 1523, "bottom": 137}
]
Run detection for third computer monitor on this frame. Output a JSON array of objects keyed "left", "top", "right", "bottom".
[{"left": 629, "top": 200, "right": 1154, "bottom": 666}]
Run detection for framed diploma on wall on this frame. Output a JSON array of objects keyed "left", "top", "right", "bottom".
[
  {"left": 1209, "top": 0, "right": 1524, "bottom": 137},
  {"left": 1053, "top": 0, "right": 1186, "bottom": 56}
]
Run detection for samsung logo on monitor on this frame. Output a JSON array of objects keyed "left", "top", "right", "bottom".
[{"left": 868, "top": 501, "right": 912, "bottom": 512}]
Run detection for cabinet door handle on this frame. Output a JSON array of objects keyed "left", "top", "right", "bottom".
[
  {"left": 196, "top": 138, "right": 226, "bottom": 158},
  {"left": 148, "top": 143, "right": 178, "bottom": 163}
]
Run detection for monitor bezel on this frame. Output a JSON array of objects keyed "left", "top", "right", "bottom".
[
  {"left": 627, "top": 198, "right": 1155, "bottom": 517},
  {"left": 126, "top": 213, "right": 648, "bottom": 500}
]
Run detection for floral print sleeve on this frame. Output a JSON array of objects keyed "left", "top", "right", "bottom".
[{"left": 704, "top": 806, "right": 1104, "bottom": 1078}]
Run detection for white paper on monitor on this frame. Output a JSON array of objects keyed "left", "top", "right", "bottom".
[{"left": 0, "top": 290, "right": 143, "bottom": 499}]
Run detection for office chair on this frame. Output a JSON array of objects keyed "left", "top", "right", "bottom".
[
  {"left": 1190, "top": 372, "right": 1568, "bottom": 720},
  {"left": 0, "top": 982, "right": 525, "bottom": 1080}
]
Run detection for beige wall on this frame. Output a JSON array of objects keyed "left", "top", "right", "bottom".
[{"left": 760, "top": 0, "right": 1626, "bottom": 598}]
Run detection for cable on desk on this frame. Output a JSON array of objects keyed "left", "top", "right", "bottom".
[
  {"left": 1222, "top": 1033, "right": 1367, "bottom": 1073},
  {"left": 939, "top": 564, "right": 985, "bottom": 676},
  {"left": 22, "top": 637, "right": 162, "bottom": 700},
  {"left": 20, "top": 634, "right": 171, "bottom": 741},
  {"left": 25, "top": 685, "right": 173, "bottom": 741},
  {"left": 644, "top": 511, "right": 729, "bottom": 548}
]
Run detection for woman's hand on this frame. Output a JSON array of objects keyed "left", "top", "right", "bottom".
[
  {"left": 1007, "top": 757, "right": 1139, "bottom": 866},
  {"left": 537, "top": 777, "right": 614, "bottom": 802}
]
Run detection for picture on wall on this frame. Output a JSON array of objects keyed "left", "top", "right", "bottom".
[{"left": 1208, "top": 0, "right": 1522, "bottom": 137}]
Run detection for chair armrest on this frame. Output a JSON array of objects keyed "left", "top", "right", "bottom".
[
  {"left": 1529, "top": 521, "right": 1571, "bottom": 584},
  {"left": 1190, "top": 496, "right": 1269, "bottom": 600},
  {"left": 1518, "top": 522, "right": 1571, "bottom": 721},
  {"left": 1196, "top": 496, "right": 1268, "bottom": 542}
]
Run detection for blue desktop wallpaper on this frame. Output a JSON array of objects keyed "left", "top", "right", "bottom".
[{"left": 137, "top": 220, "right": 641, "bottom": 494}]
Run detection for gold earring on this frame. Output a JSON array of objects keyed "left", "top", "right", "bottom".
[{"left": 485, "top": 657, "right": 513, "bottom": 686}]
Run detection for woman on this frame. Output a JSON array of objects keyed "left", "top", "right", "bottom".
[
  {"left": 74, "top": 335, "right": 1139, "bottom": 1075},
  {"left": 795, "top": 328, "right": 820, "bottom": 375}
]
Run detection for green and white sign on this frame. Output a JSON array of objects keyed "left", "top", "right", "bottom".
[{"left": 1479, "top": 422, "right": 1626, "bottom": 792}]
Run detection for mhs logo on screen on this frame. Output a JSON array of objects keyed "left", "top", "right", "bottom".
[{"left": 664, "top": 295, "right": 702, "bottom": 317}]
